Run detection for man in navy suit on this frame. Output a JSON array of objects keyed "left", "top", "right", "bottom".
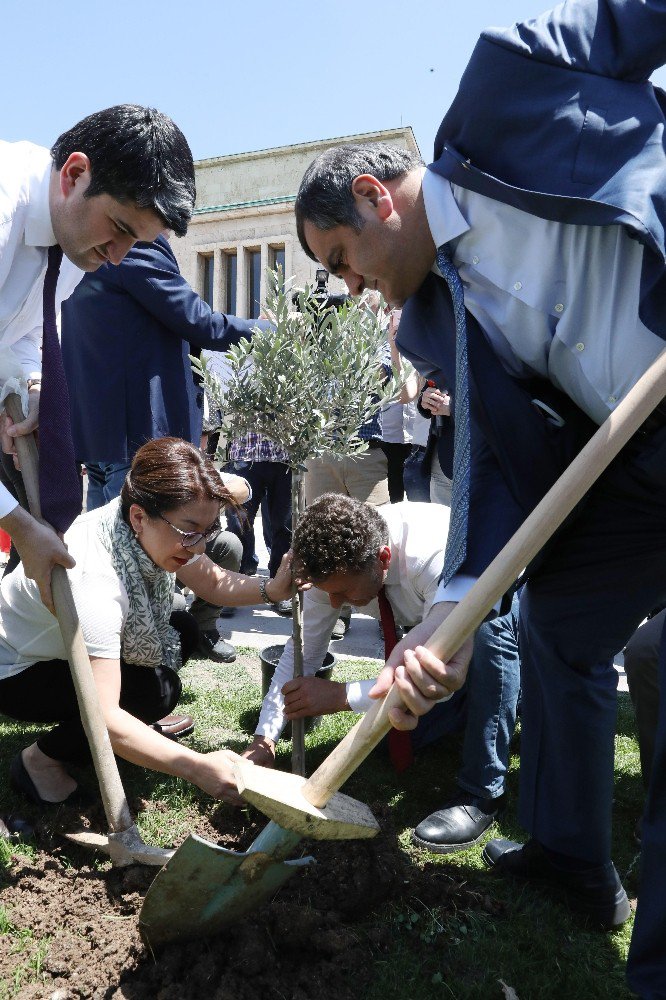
[
  {"left": 295, "top": 2, "right": 666, "bottom": 994},
  {"left": 61, "top": 235, "right": 263, "bottom": 664}
]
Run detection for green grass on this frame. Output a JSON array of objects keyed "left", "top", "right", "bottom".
[{"left": 0, "top": 648, "right": 644, "bottom": 999}]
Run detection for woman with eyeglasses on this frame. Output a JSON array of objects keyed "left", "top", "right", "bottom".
[{"left": 0, "top": 437, "right": 293, "bottom": 807}]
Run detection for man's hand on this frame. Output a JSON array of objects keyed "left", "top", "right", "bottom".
[
  {"left": 242, "top": 736, "right": 276, "bottom": 769},
  {"left": 282, "top": 676, "right": 349, "bottom": 719},
  {"left": 1, "top": 507, "right": 75, "bottom": 614},
  {"left": 1, "top": 386, "right": 40, "bottom": 462},
  {"left": 369, "top": 602, "right": 473, "bottom": 730}
]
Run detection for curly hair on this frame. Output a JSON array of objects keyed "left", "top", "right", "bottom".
[{"left": 293, "top": 493, "right": 389, "bottom": 581}]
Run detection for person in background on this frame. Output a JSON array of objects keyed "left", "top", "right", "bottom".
[{"left": 61, "top": 234, "right": 266, "bottom": 664}]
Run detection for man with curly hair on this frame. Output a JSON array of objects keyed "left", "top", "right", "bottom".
[{"left": 244, "top": 492, "right": 521, "bottom": 855}]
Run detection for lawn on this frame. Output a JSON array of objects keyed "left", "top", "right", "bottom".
[{"left": 0, "top": 647, "right": 643, "bottom": 999}]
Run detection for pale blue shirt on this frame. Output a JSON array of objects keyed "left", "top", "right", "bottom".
[{"left": 422, "top": 167, "right": 666, "bottom": 606}]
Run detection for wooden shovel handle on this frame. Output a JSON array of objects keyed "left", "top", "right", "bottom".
[
  {"left": 303, "top": 350, "right": 666, "bottom": 809},
  {"left": 5, "top": 393, "right": 133, "bottom": 833}
]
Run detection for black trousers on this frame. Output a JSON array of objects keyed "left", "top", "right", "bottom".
[
  {"left": 380, "top": 442, "right": 412, "bottom": 503},
  {"left": 0, "top": 610, "right": 197, "bottom": 765}
]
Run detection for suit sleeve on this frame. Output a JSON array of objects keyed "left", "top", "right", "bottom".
[
  {"left": 117, "top": 241, "right": 267, "bottom": 352},
  {"left": 492, "top": 0, "right": 666, "bottom": 83}
]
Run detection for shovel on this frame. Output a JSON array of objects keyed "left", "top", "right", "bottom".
[
  {"left": 139, "top": 351, "right": 666, "bottom": 946},
  {"left": 5, "top": 393, "right": 172, "bottom": 867}
]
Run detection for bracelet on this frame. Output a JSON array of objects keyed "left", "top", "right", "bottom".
[{"left": 259, "top": 577, "right": 273, "bottom": 604}]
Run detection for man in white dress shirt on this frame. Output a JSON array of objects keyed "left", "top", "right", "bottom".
[
  {"left": 245, "top": 492, "right": 521, "bottom": 854},
  {"left": 0, "top": 104, "right": 195, "bottom": 614}
]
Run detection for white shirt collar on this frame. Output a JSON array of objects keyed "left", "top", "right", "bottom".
[
  {"left": 422, "top": 166, "right": 469, "bottom": 253},
  {"left": 24, "top": 144, "right": 56, "bottom": 248}
]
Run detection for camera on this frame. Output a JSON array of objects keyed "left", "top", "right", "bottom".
[{"left": 292, "top": 269, "right": 351, "bottom": 312}]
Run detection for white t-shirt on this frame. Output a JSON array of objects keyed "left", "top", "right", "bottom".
[{"left": 0, "top": 506, "right": 129, "bottom": 679}]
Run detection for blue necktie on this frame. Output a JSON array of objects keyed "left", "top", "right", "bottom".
[
  {"left": 437, "top": 244, "right": 470, "bottom": 586},
  {"left": 39, "top": 245, "right": 82, "bottom": 533}
]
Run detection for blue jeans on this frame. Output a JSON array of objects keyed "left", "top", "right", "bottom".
[
  {"left": 85, "top": 460, "right": 131, "bottom": 510},
  {"left": 457, "top": 594, "right": 521, "bottom": 800},
  {"left": 410, "top": 595, "right": 521, "bottom": 800}
]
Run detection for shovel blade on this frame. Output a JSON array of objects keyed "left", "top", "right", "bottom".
[{"left": 139, "top": 833, "right": 312, "bottom": 947}]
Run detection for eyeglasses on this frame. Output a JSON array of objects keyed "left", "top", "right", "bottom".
[{"left": 158, "top": 513, "right": 222, "bottom": 549}]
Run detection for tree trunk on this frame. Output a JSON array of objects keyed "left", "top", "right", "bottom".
[{"left": 290, "top": 469, "right": 306, "bottom": 776}]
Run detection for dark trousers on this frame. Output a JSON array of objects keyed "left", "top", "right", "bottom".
[
  {"left": 225, "top": 460, "right": 292, "bottom": 578},
  {"left": 380, "top": 442, "right": 412, "bottom": 503},
  {"left": 0, "top": 611, "right": 197, "bottom": 766},
  {"left": 505, "top": 423, "right": 666, "bottom": 994},
  {"left": 623, "top": 608, "right": 663, "bottom": 790},
  {"left": 628, "top": 614, "right": 666, "bottom": 999},
  {"left": 517, "top": 427, "right": 666, "bottom": 866}
]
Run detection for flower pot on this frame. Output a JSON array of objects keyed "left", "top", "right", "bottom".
[{"left": 259, "top": 643, "right": 335, "bottom": 736}]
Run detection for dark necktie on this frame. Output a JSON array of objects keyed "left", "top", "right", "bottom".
[
  {"left": 378, "top": 586, "right": 414, "bottom": 773},
  {"left": 437, "top": 245, "right": 470, "bottom": 586},
  {"left": 38, "top": 245, "right": 81, "bottom": 532}
]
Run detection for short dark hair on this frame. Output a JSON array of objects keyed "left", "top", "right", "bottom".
[
  {"left": 293, "top": 493, "right": 389, "bottom": 580},
  {"left": 295, "top": 143, "right": 423, "bottom": 260},
  {"left": 51, "top": 105, "right": 195, "bottom": 237},
  {"left": 121, "top": 437, "right": 235, "bottom": 520}
]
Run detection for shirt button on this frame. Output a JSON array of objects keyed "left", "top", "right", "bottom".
[
  {"left": 513, "top": 281, "right": 522, "bottom": 291},
  {"left": 576, "top": 342, "right": 585, "bottom": 352},
  {"left": 555, "top": 303, "right": 564, "bottom": 313},
  {"left": 472, "top": 255, "right": 480, "bottom": 265},
  {"left": 608, "top": 395, "right": 617, "bottom": 404}
]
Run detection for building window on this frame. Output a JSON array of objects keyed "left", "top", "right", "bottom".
[
  {"left": 247, "top": 249, "right": 262, "bottom": 319},
  {"left": 201, "top": 254, "right": 214, "bottom": 308},
  {"left": 225, "top": 253, "right": 237, "bottom": 314},
  {"left": 270, "top": 246, "right": 286, "bottom": 275}
]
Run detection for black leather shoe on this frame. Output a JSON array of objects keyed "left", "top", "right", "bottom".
[
  {"left": 152, "top": 714, "right": 195, "bottom": 740},
  {"left": 482, "top": 837, "right": 631, "bottom": 929},
  {"left": 412, "top": 792, "right": 502, "bottom": 854},
  {"left": 9, "top": 752, "right": 92, "bottom": 808},
  {"left": 198, "top": 630, "right": 236, "bottom": 663}
]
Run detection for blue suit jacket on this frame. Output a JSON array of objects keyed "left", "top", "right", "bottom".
[
  {"left": 61, "top": 236, "right": 262, "bottom": 462},
  {"left": 397, "top": 0, "right": 666, "bottom": 578}
]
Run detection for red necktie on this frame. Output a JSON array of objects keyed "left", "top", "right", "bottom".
[
  {"left": 38, "top": 245, "right": 81, "bottom": 532},
  {"left": 377, "top": 586, "right": 414, "bottom": 773}
]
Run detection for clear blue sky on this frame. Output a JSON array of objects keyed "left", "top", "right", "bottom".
[{"left": 4, "top": 0, "right": 666, "bottom": 162}]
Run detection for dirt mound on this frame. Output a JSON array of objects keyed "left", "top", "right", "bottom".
[{"left": 1, "top": 804, "right": 496, "bottom": 1000}]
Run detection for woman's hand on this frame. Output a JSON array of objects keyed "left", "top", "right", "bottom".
[
  {"left": 421, "top": 385, "right": 451, "bottom": 417},
  {"left": 266, "top": 550, "right": 294, "bottom": 603},
  {"left": 191, "top": 748, "right": 245, "bottom": 806}
]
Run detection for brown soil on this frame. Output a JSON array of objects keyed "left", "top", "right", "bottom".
[{"left": 0, "top": 800, "right": 502, "bottom": 1000}]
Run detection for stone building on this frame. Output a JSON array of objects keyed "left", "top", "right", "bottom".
[{"left": 171, "top": 127, "right": 420, "bottom": 317}]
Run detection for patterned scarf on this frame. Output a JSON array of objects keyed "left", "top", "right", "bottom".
[{"left": 97, "top": 498, "right": 181, "bottom": 671}]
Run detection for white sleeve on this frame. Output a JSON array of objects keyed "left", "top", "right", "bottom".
[
  {"left": 0, "top": 482, "right": 19, "bottom": 519},
  {"left": 434, "top": 574, "right": 477, "bottom": 605},
  {"left": 345, "top": 679, "right": 375, "bottom": 713},
  {"left": 255, "top": 587, "right": 340, "bottom": 742},
  {"left": 10, "top": 324, "right": 42, "bottom": 379}
]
